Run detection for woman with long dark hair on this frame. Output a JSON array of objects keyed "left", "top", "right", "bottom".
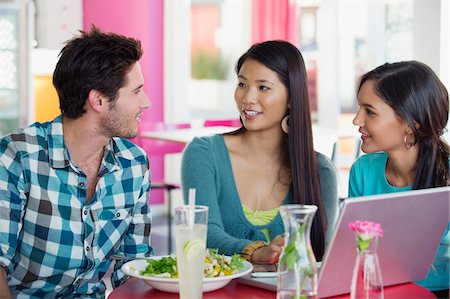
[
  {"left": 181, "top": 40, "right": 338, "bottom": 263},
  {"left": 349, "top": 61, "right": 449, "bottom": 296}
]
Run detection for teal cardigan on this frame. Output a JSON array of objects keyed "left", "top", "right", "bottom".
[{"left": 181, "top": 134, "right": 339, "bottom": 256}]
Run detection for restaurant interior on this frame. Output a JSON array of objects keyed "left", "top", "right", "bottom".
[{"left": 0, "top": 0, "right": 448, "bottom": 297}]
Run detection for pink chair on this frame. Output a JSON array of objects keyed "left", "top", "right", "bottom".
[
  {"left": 139, "top": 121, "right": 190, "bottom": 253},
  {"left": 203, "top": 118, "right": 242, "bottom": 127}
]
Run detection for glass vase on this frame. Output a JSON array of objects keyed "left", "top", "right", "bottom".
[
  {"left": 350, "top": 236, "right": 384, "bottom": 299},
  {"left": 277, "top": 204, "right": 318, "bottom": 299}
]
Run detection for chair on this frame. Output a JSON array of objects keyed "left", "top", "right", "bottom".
[
  {"left": 331, "top": 135, "right": 361, "bottom": 171},
  {"left": 203, "top": 118, "right": 242, "bottom": 127},
  {"left": 139, "top": 121, "right": 191, "bottom": 254}
]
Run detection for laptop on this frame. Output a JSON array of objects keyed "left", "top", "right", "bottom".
[{"left": 237, "top": 186, "right": 450, "bottom": 298}]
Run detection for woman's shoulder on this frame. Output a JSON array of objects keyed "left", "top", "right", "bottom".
[
  {"left": 315, "top": 152, "right": 335, "bottom": 171},
  {"left": 183, "top": 135, "right": 228, "bottom": 165},
  {"left": 185, "top": 134, "right": 225, "bottom": 151}
]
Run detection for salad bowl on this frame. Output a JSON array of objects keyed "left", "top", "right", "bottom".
[{"left": 121, "top": 255, "right": 253, "bottom": 293}]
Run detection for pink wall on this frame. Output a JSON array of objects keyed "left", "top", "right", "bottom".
[
  {"left": 252, "top": 0, "right": 298, "bottom": 45},
  {"left": 83, "top": 0, "right": 163, "bottom": 124},
  {"left": 83, "top": 0, "right": 166, "bottom": 204}
]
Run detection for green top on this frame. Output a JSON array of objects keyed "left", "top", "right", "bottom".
[
  {"left": 349, "top": 152, "right": 450, "bottom": 291},
  {"left": 243, "top": 204, "right": 279, "bottom": 241},
  {"left": 181, "top": 134, "right": 339, "bottom": 256}
]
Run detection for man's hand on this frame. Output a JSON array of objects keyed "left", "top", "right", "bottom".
[{"left": 0, "top": 266, "right": 11, "bottom": 299}]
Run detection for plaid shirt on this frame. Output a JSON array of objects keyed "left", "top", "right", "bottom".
[{"left": 0, "top": 115, "right": 153, "bottom": 298}]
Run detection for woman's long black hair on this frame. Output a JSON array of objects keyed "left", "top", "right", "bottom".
[
  {"left": 233, "top": 40, "right": 327, "bottom": 259},
  {"left": 359, "top": 61, "right": 449, "bottom": 188}
]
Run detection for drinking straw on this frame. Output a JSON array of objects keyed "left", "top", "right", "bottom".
[{"left": 188, "top": 188, "right": 196, "bottom": 228}]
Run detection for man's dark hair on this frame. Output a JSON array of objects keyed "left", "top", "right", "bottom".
[{"left": 53, "top": 26, "right": 143, "bottom": 119}]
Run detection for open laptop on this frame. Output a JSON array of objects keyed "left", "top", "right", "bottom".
[{"left": 237, "top": 186, "right": 450, "bottom": 298}]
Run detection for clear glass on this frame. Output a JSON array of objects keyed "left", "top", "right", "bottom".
[
  {"left": 350, "top": 236, "right": 384, "bottom": 299},
  {"left": 277, "top": 204, "right": 318, "bottom": 299},
  {"left": 175, "top": 205, "right": 208, "bottom": 299}
]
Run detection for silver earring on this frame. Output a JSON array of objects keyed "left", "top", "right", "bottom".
[{"left": 281, "top": 115, "right": 289, "bottom": 134}]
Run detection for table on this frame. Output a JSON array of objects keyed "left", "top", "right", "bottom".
[
  {"left": 108, "top": 279, "right": 436, "bottom": 299},
  {"left": 141, "top": 125, "right": 337, "bottom": 158},
  {"left": 141, "top": 126, "right": 238, "bottom": 144}
]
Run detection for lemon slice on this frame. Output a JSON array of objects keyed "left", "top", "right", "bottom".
[{"left": 183, "top": 239, "right": 205, "bottom": 262}]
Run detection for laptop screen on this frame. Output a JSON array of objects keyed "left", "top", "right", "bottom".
[
  {"left": 318, "top": 186, "right": 449, "bottom": 298},
  {"left": 237, "top": 187, "right": 449, "bottom": 298}
]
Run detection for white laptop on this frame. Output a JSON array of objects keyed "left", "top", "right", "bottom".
[{"left": 237, "top": 186, "right": 450, "bottom": 298}]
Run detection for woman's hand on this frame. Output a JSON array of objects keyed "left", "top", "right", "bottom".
[{"left": 251, "top": 234, "right": 285, "bottom": 264}]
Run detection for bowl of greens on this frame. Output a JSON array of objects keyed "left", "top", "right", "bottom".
[{"left": 121, "top": 249, "right": 252, "bottom": 293}]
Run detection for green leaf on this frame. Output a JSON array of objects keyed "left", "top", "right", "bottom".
[
  {"left": 281, "top": 224, "right": 306, "bottom": 270},
  {"left": 141, "top": 256, "right": 178, "bottom": 277},
  {"left": 230, "top": 254, "right": 244, "bottom": 270},
  {"left": 357, "top": 237, "right": 371, "bottom": 253}
]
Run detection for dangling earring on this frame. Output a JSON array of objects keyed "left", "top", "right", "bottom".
[
  {"left": 281, "top": 115, "right": 289, "bottom": 134},
  {"left": 403, "top": 133, "right": 416, "bottom": 150}
]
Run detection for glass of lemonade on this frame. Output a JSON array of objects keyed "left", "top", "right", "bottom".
[{"left": 175, "top": 205, "right": 208, "bottom": 299}]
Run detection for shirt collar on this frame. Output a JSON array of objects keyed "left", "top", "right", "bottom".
[
  {"left": 47, "top": 115, "right": 119, "bottom": 173},
  {"left": 47, "top": 115, "right": 69, "bottom": 169},
  {"left": 100, "top": 139, "right": 120, "bottom": 176}
]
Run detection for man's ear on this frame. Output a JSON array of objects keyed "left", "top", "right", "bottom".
[{"left": 87, "top": 89, "right": 106, "bottom": 112}]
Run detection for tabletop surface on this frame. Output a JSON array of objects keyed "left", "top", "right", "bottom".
[
  {"left": 108, "top": 278, "right": 436, "bottom": 299},
  {"left": 141, "top": 126, "right": 239, "bottom": 143},
  {"left": 141, "top": 125, "right": 338, "bottom": 158}
]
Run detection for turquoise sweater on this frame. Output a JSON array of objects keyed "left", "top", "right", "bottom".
[
  {"left": 349, "top": 152, "right": 450, "bottom": 291},
  {"left": 181, "top": 134, "right": 339, "bottom": 256}
]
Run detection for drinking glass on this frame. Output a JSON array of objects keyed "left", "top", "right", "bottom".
[{"left": 175, "top": 205, "right": 208, "bottom": 299}]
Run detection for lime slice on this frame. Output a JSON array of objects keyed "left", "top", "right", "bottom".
[{"left": 183, "top": 239, "right": 205, "bottom": 262}]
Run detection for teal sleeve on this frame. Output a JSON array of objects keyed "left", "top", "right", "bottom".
[
  {"left": 316, "top": 153, "right": 339, "bottom": 245},
  {"left": 181, "top": 137, "right": 252, "bottom": 255}
]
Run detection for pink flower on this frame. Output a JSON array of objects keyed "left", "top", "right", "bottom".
[
  {"left": 348, "top": 221, "right": 383, "bottom": 239},
  {"left": 348, "top": 221, "right": 383, "bottom": 253}
]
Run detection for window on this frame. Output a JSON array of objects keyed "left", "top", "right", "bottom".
[{"left": 188, "top": 0, "right": 251, "bottom": 120}]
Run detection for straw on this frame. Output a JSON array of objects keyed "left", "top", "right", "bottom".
[{"left": 188, "top": 188, "right": 196, "bottom": 228}]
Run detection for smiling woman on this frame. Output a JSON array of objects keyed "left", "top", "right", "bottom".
[
  {"left": 181, "top": 40, "right": 339, "bottom": 265},
  {"left": 348, "top": 61, "right": 449, "bottom": 297}
]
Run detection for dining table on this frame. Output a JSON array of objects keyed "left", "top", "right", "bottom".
[
  {"left": 141, "top": 125, "right": 338, "bottom": 158},
  {"left": 108, "top": 278, "right": 437, "bottom": 299}
]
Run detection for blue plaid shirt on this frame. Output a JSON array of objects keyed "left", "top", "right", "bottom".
[{"left": 0, "top": 115, "right": 154, "bottom": 298}]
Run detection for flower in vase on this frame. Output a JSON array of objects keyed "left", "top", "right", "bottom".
[{"left": 348, "top": 221, "right": 383, "bottom": 253}]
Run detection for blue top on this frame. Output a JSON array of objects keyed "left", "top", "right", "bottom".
[
  {"left": 349, "top": 152, "right": 450, "bottom": 291},
  {"left": 0, "top": 115, "right": 154, "bottom": 298},
  {"left": 181, "top": 134, "right": 339, "bottom": 256}
]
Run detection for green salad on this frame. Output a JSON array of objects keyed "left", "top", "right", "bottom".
[{"left": 140, "top": 248, "right": 244, "bottom": 278}]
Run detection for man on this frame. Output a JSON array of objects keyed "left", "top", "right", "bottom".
[{"left": 0, "top": 27, "right": 153, "bottom": 298}]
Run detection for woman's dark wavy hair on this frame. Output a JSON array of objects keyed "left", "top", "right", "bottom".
[
  {"left": 53, "top": 26, "right": 143, "bottom": 119},
  {"left": 358, "top": 61, "right": 449, "bottom": 188},
  {"left": 234, "top": 40, "right": 327, "bottom": 259}
]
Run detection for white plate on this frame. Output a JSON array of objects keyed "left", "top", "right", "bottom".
[{"left": 121, "top": 255, "right": 253, "bottom": 293}]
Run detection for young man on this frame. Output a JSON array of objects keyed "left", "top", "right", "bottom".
[{"left": 0, "top": 27, "right": 153, "bottom": 298}]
